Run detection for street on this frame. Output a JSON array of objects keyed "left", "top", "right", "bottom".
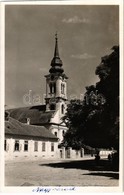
[{"left": 5, "top": 158, "right": 119, "bottom": 186}]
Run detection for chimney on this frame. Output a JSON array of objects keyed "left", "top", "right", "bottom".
[
  {"left": 5, "top": 111, "right": 10, "bottom": 121},
  {"left": 27, "top": 118, "right": 30, "bottom": 125}
]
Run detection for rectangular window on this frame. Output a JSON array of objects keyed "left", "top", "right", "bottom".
[
  {"left": 34, "top": 141, "right": 38, "bottom": 151},
  {"left": 42, "top": 142, "right": 46, "bottom": 152},
  {"left": 24, "top": 141, "right": 28, "bottom": 151},
  {"left": 51, "top": 143, "right": 54, "bottom": 152},
  {"left": 54, "top": 83, "right": 56, "bottom": 93},
  {"left": 14, "top": 140, "right": 19, "bottom": 151},
  {"left": 4, "top": 139, "right": 7, "bottom": 151}
]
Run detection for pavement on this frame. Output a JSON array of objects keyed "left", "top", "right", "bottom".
[{"left": 5, "top": 157, "right": 119, "bottom": 186}]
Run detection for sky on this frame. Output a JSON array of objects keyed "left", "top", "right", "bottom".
[{"left": 5, "top": 4, "right": 119, "bottom": 108}]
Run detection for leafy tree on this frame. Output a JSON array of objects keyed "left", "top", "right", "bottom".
[{"left": 62, "top": 46, "right": 119, "bottom": 151}]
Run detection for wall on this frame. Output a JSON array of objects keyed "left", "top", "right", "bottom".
[
  {"left": 99, "top": 150, "right": 114, "bottom": 157},
  {"left": 58, "top": 147, "right": 84, "bottom": 159},
  {"left": 5, "top": 137, "right": 59, "bottom": 161},
  {"left": 50, "top": 124, "right": 68, "bottom": 143}
]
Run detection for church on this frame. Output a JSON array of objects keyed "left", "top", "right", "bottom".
[{"left": 5, "top": 34, "right": 84, "bottom": 160}]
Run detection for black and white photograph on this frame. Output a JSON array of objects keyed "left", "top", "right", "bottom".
[{"left": 1, "top": 0, "right": 123, "bottom": 192}]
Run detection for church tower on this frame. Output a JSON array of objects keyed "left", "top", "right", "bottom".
[{"left": 45, "top": 33, "right": 68, "bottom": 125}]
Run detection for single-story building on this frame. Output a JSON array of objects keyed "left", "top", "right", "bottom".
[{"left": 5, "top": 116, "right": 59, "bottom": 160}]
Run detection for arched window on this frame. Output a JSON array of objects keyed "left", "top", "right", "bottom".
[
  {"left": 61, "top": 83, "right": 63, "bottom": 93},
  {"left": 61, "top": 83, "right": 65, "bottom": 94},
  {"left": 49, "top": 83, "right": 52, "bottom": 93},
  {"left": 53, "top": 83, "right": 56, "bottom": 93},
  {"left": 61, "top": 104, "right": 64, "bottom": 114},
  {"left": 63, "top": 84, "right": 65, "bottom": 94},
  {"left": 49, "top": 83, "right": 56, "bottom": 94},
  {"left": 61, "top": 83, "right": 63, "bottom": 94},
  {"left": 54, "top": 132, "right": 57, "bottom": 137}
]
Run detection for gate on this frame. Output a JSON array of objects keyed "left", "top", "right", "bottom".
[{"left": 65, "top": 148, "right": 71, "bottom": 158}]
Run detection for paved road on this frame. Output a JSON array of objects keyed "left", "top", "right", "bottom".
[{"left": 5, "top": 158, "right": 119, "bottom": 186}]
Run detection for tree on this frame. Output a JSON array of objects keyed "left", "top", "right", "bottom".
[{"left": 62, "top": 46, "right": 119, "bottom": 151}]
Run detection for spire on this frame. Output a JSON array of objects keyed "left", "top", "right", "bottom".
[
  {"left": 50, "top": 33, "right": 64, "bottom": 74},
  {"left": 54, "top": 32, "right": 59, "bottom": 58}
]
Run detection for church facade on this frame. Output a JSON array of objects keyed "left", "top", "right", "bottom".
[{"left": 5, "top": 34, "right": 84, "bottom": 160}]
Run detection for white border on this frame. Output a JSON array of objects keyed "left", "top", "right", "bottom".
[
  {"left": 0, "top": 1, "right": 5, "bottom": 193},
  {"left": 0, "top": 0, "right": 123, "bottom": 5},
  {"left": 0, "top": 0, "right": 123, "bottom": 193}
]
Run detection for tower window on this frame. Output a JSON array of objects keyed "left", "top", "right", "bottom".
[
  {"left": 53, "top": 83, "right": 56, "bottom": 93},
  {"left": 61, "top": 83, "right": 65, "bottom": 94},
  {"left": 54, "top": 132, "right": 57, "bottom": 137},
  {"left": 50, "top": 83, "right": 52, "bottom": 93},
  {"left": 24, "top": 141, "right": 28, "bottom": 151},
  {"left": 61, "top": 84, "right": 63, "bottom": 94},
  {"left": 49, "top": 83, "right": 56, "bottom": 94},
  {"left": 50, "top": 104, "right": 56, "bottom": 110},
  {"left": 61, "top": 104, "right": 64, "bottom": 114}
]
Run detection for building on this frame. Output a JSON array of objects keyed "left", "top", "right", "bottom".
[
  {"left": 5, "top": 34, "right": 87, "bottom": 160},
  {"left": 5, "top": 115, "right": 59, "bottom": 160},
  {"left": 5, "top": 34, "right": 73, "bottom": 160},
  {"left": 4, "top": 34, "right": 84, "bottom": 160}
]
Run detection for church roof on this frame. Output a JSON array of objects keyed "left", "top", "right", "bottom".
[
  {"left": 7, "top": 105, "right": 55, "bottom": 125},
  {"left": 5, "top": 117, "right": 58, "bottom": 140}
]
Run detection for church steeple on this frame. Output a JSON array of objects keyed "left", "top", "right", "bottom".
[
  {"left": 54, "top": 33, "right": 59, "bottom": 57},
  {"left": 49, "top": 33, "right": 64, "bottom": 74},
  {"left": 45, "top": 34, "right": 68, "bottom": 114}
]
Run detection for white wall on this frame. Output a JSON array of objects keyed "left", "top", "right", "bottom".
[
  {"left": 50, "top": 124, "right": 68, "bottom": 143},
  {"left": 5, "top": 137, "right": 59, "bottom": 161},
  {"left": 99, "top": 150, "right": 113, "bottom": 156}
]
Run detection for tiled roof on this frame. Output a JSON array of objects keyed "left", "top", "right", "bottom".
[
  {"left": 8, "top": 105, "right": 55, "bottom": 125},
  {"left": 5, "top": 117, "right": 58, "bottom": 140}
]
